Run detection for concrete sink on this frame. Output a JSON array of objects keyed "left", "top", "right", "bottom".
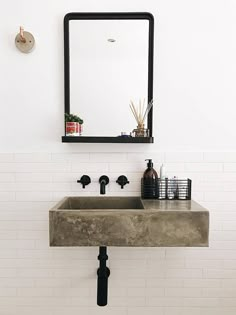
[
  {"left": 56, "top": 196, "right": 144, "bottom": 210},
  {"left": 49, "top": 197, "right": 209, "bottom": 247}
]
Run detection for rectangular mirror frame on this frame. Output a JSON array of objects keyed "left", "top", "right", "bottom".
[{"left": 62, "top": 12, "right": 154, "bottom": 143}]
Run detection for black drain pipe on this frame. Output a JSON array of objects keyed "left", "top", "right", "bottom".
[{"left": 97, "top": 246, "right": 110, "bottom": 306}]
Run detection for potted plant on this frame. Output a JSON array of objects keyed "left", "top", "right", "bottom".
[{"left": 65, "top": 113, "right": 83, "bottom": 136}]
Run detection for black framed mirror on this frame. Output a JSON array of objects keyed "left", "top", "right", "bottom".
[{"left": 62, "top": 12, "right": 154, "bottom": 143}]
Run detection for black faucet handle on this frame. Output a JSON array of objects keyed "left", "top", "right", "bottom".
[
  {"left": 116, "top": 175, "right": 129, "bottom": 189},
  {"left": 77, "top": 175, "right": 91, "bottom": 189}
]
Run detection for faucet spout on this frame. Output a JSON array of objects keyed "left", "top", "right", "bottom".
[
  {"left": 100, "top": 180, "right": 106, "bottom": 194},
  {"left": 99, "top": 176, "right": 109, "bottom": 195}
]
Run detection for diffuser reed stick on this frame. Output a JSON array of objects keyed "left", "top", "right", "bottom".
[
  {"left": 142, "top": 99, "right": 153, "bottom": 124},
  {"left": 129, "top": 99, "right": 153, "bottom": 126}
]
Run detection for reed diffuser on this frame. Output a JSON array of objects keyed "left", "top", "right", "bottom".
[{"left": 129, "top": 99, "right": 153, "bottom": 137}]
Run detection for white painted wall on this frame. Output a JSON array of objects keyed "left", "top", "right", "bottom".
[
  {"left": 0, "top": 0, "right": 236, "bottom": 314},
  {"left": 1, "top": 0, "right": 236, "bottom": 152}
]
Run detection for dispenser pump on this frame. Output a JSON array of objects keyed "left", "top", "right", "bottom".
[{"left": 145, "top": 159, "right": 153, "bottom": 168}]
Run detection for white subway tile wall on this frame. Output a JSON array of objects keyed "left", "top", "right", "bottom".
[{"left": 0, "top": 152, "right": 235, "bottom": 315}]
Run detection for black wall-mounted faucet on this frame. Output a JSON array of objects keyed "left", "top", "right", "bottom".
[
  {"left": 99, "top": 175, "right": 109, "bottom": 195},
  {"left": 116, "top": 175, "right": 129, "bottom": 189},
  {"left": 77, "top": 175, "right": 91, "bottom": 188}
]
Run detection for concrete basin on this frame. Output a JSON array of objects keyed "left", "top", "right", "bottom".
[
  {"left": 49, "top": 197, "right": 209, "bottom": 247},
  {"left": 57, "top": 196, "right": 144, "bottom": 210}
]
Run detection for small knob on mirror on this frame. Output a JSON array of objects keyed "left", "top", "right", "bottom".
[
  {"left": 77, "top": 175, "right": 91, "bottom": 188},
  {"left": 116, "top": 175, "right": 129, "bottom": 189}
]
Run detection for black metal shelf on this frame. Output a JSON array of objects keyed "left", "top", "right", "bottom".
[{"left": 62, "top": 136, "right": 154, "bottom": 143}]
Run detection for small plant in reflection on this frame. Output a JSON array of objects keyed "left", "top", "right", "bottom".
[
  {"left": 65, "top": 113, "right": 83, "bottom": 124},
  {"left": 65, "top": 113, "right": 83, "bottom": 136}
]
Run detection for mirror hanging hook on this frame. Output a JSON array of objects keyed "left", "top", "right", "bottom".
[
  {"left": 19, "top": 26, "right": 26, "bottom": 43},
  {"left": 15, "top": 26, "right": 35, "bottom": 53}
]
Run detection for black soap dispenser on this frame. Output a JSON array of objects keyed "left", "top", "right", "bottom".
[{"left": 141, "top": 159, "right": 159, "bottom": 199}]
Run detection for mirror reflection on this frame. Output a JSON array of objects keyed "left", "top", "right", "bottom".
[{"left": 69, "top": 19, "right": 149, "bottom": 136}]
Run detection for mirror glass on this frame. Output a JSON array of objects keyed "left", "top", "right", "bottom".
[{"left": 69, "top": 19, "right": 149, "bottom": 136}]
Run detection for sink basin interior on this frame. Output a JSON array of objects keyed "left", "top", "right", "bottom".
[{"left": 58, "top": 196, "right": 144, "bottom": 210}]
